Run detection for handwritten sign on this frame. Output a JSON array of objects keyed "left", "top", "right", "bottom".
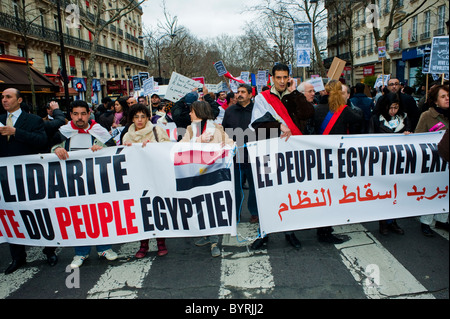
[{"left": 165, "top": 72, "right": 201, "bottom": 102}]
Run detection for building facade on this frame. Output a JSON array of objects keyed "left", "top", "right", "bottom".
[
  {"left": 326, "top": 0, "right": 448, "bottom": 87},
  {"left": 0, "top": 0, "right": 148, "bottom": 105}
]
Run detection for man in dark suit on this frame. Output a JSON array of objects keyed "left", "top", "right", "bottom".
[{"left": 0, "top": 88, "right": 58, "bottom": 274}]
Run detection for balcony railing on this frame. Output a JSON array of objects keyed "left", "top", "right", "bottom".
[
  {"left": 0, "top": 12, "right": 148, "bottom": 67},
  {"left": 420, "top": 32, "right": 431, "bottom": 40}
]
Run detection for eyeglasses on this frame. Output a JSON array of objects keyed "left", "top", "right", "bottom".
[{"left": 388, "top": 83, "right": 400, "bottom": 86}]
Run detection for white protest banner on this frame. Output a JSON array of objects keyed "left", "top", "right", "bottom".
[
  {"left": 247, "top": 133, "right": 449, "bottom": 236},
  {"left": 0, "top": 143, "right": 236, "bottom": 247},
  {"left": 308, "top": 77, "right": 325, "bottom": 92},
  {"left": 165, "top": 72, "right": 201, "bottom": 102}
]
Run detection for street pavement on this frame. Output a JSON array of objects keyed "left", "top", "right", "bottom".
[{"left": 0, "top": 190, "right": 448, "bottom": 304}]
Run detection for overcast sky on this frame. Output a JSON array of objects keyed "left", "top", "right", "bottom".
[{"left": 141, "top": 0, "right": 260, "bottom": 39}]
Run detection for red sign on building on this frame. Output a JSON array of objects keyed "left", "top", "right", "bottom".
[{"left": 363, "top": 66, "right": 375, "bottom": 76}]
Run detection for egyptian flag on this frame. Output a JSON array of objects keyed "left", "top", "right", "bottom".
[
  {"left": 173, "top": 146, "right": 232, "bottom": 192},
  {"left": 250, "top": 90, "right": 302, "bottom": 135}
]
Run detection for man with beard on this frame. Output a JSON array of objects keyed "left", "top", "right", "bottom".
[
  {"left": 52, "top": 100, "right": 118, "bottom": 268},
  {"left": 222, "top": 84, "right": 259, "bottom": 224}
]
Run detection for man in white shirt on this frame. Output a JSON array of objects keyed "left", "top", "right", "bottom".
[{"left": 52, "top": 100, "right": 118, "bottom": 268}]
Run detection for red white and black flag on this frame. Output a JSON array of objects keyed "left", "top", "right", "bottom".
[{"left": 172, "top": 145, "right": 234, "bottom": 192}]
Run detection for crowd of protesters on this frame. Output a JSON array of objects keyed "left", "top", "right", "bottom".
[{"left": 0, "top": 62, "right": 448, "bottom": 274}]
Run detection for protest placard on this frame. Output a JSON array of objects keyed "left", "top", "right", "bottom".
[
  {"left": 165, "top": 72, "right": 201, "bottom": 102},
  {"left": 0, "top": 143, "right": 236, "bottom": 246},
  {"left": 429, "top": 36, "right": 449, "bottom": 75},
  {"left": 214, "top": 60, "right": 228, "bottom": 77},
  {"left": 293, "top": 23, "right": 313, "bottom": 50},
  {"left": 142, "top": 77, "right": 154, "bottom": 96},
  {"left": 247, "top": 133, "right": 449, "bottom": 236},
  {"left": 308, "top": 77, "right": 325, "bottom": 92},
  {"left": 374, "top": 74, "right": 390, "bottom": 88}
]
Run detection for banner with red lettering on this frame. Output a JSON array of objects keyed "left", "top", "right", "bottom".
[
  {"left": 0, "top": 143, "right": 236, "bottom": 247},
  {"left": 247, "top": 132, "right": 449, "bottom": 236}
]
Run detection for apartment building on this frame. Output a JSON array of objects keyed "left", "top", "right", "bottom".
[
  {"left": 326, "top": 0, "right": 448, "bottom": 87},
  {"left": 0, "top": 0, "right": 148, "bottom": 105}
]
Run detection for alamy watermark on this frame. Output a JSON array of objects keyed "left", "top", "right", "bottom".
[
  {"left": 65, "top": 265, "right": 80, "bottom": 289},
  {"left": 365, "top": 4, "right": 381, "bottom": 29},
  {"left": 65, "top": 4, "right": 80, "bottom": 29}
]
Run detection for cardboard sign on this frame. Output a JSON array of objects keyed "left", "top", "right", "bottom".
[{"left": 327, "top": 57, "right": 346, "bottom": 81}]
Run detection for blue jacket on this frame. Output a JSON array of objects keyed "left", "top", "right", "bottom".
[{"left": 349, "top": 93, "right": 374, "bottom": 121}]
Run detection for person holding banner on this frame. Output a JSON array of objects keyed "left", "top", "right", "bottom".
[
  {"left": 250, "top": 63, "right": 314, "bottom": 141},
  {"left": 52, "top": 100, "right": 119, "bottom": 268},
  {"left": 314, "top": 80, "right": 362, "bottom": 244},
  {"left": 250, "top": 64, "right": 315, "bottom": 250},
  {"left": 222, "top": 84, "right": 259, "bottom": 224},
  {"left": 180, "top": 100, "right": 234, "bottom": 257},
  {"left": 172, "top": 88, "right": 220, "bottom": 138},
  {"left": 123, "top": 103, "right": 171, "bottom": 258},
  {"left": 369, "top": 92, "right": 411, "bottom": 235},
  {"left": 377, "top": 78, "right": 420, "bottom": 131},
  {"left": 415, "top": 84, "right": 449, "bottom": 236},
  {"left": 1, "top": 88, "right": 59, "bottom": 274}
]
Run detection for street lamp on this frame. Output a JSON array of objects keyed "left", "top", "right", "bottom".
[{"left": 125, "top": 66, "right": 131, "bottom": 96}]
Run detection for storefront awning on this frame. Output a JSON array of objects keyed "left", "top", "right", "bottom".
[{"left": 0, "top": 56, "right": 59, "bottom": 92}]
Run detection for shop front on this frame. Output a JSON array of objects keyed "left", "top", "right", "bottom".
[
  {"left": 106, "top": 79, "right": 133, "bottom": 98},
  {"left": 401, "top": 44, "right": 431, "bottom": 87},
  {"left": 72, "top": 77, "right": 102, "bottom": 105},
  {"left": 0, "top": 55, "right": 59, "bottom": 113}
]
